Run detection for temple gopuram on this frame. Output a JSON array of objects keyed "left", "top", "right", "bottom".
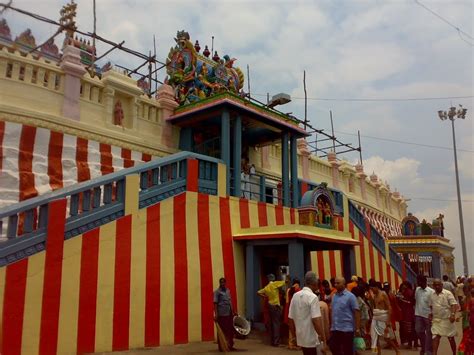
[
  {"left": 0, "top": 3, "right": 456, "bottom": 354},
  {"left": 387, "top": 213, "right": 455, "bottom": 280}
]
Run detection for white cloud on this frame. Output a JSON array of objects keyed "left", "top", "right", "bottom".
[{"left": 362, "top": 155, "right": 422, "bottom": 187}]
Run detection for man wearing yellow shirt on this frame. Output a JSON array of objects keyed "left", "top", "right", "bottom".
[{"left": 258, "top": 273, "right": 286, "bottom": 346}]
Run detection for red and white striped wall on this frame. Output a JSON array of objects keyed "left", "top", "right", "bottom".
[
  {"left": 0, "top": 171, "right": 302, "bottom": 355},
  {"left": 0, "top": 120, "right": 154, "bottom": 208},
  {"left": 310, "top": 220, "right": 403, "bottom": 288},
  {"left": 357, "top": 204, "right": 402, "bottom": 238}
]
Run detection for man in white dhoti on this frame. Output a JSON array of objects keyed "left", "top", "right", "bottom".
[
  {"left": 429, "top": 279, "right": 458, "bottom": 355},
  {"left": 369, "top": 280, "right": 400, "bottom": 355}
]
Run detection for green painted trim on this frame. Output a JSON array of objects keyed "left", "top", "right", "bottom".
[{"left": 175, "top": 91, "right": 300, "bottom": 126}]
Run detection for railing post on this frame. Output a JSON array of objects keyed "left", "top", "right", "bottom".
[
  {"left": 7, "top": 215, "right": 18, "bottom": 239},
  {"left": 186, "top": 158, "right": 198, "bottom": 192},
  {"left": 124, "top": 174, "right": 140, "bottom": 215},
  {"left": 217, "top": 163, "right": 227, "bottom": 197}
]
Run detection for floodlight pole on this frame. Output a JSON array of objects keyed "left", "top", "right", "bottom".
[{"left": 439, "top": 105, "right": 468, "bottom": 276}]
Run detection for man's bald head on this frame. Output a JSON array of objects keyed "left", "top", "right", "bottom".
[
  {"left": 433, "top": 278, "right": 443, "bottom": 293},
  {"left": 334, "top": 277, "right": 346, "bottom": 292}
]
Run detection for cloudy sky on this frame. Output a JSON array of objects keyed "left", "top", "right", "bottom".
[{"left": 3, "top": 0, "right": 473, "bottom": 273}]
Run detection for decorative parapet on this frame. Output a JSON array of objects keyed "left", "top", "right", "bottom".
[
  {"left": 297, "top": 138, "right": 311, "bottom": 179},
  {"left": 0, "top": 43, "right": 177, "bottom": 155},
  {"left": 60, "top": 44, "right": 87, "bottom": 120},
  {"left": 0, "top": 46, "right": 65, "bottom": 118},
  {"left": 156, "top": 84, "right": 179, "bottom": 149},
  {"left": 355, "top": 163, "right": 367, "bottom": 199},
  {"left": 327, "top": 151, "right": 340, "bottom": 189}
]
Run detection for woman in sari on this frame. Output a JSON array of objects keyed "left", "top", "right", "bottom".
[
  {"left": 397, "top": 282, "right": 416, "bottom": 349},
  {"left": 458, "top": 281, "right": 473, "bottom": 355}
]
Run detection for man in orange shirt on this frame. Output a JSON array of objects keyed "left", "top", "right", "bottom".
[{"left": 348, "top": 275, "right": 359, "bottom": 291}]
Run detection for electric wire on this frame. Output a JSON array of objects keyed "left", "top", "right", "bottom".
[
  {"left": 252, "top": 93, "right": 474, "bottom": 102},
  {"left": 413, "top": 0, "right": 474, "bottom": 46},
  {"left": 410, "top": 197, "right": 474, "bottom": 203},
  {"left": 330, "top": 131, "right": 474, "bottom": 153}
]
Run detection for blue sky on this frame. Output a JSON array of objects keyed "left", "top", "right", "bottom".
[{"left": 4, "top": 0, "right": 473, "bottom": 273}]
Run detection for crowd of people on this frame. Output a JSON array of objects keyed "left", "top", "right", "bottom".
[{"left": 213, "top": 273, "right": 474, "bottom": 354}]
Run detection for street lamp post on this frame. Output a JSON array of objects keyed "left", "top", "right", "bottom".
[{"left": 438, "top": 105, "right": 469, "bottom": 276}]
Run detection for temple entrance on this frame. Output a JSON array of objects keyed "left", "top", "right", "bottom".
[
  {"left": 244, "top": 238, "right": 357, "bottom": 324},
  {"left": 259, "top": 244, "right": 289, "bottom": 284}
]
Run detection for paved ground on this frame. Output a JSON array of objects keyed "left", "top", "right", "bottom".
[{"left": 94, "top": 321, "right": 464, "bottom": 354}]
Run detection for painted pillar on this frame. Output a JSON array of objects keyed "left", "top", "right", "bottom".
[
  {"left": 156, "top": 84, "right": 179, "bottom": 149},
  {"left": 431, "top": 253, "right": 441, "bottom": 279},
  {"left": 298, "top": 138, "right": 311, "bottom": 180},
  {"left": 179, "top": 127, "right": 193, "bottom": 151},
  {"left": 290, "top": 135, "right": 299, "bottom": 207},
  {"left": 245, "top": 244, "right": 261, "bottom": 321},
  {"left": 342, "top": 247, "right": 356, "bottom": 280},
  {"left": 259, "top": 175, "right": 266, "bottom": 202},
  {"left": 233, "top": 115, "right": 242, "bottom": 197},
  {"left": 288, "top": 241, "right": 305, "bottom": 284},
  {"left": 281, "top": 132, "right": 290, "bottom": 206},
  {"left": 370, "top": 173, "right": 380, "bottom": 207},
  {"left": 221, "top": 109, "right": 231, "bottom": 195},
  {"left": 327, "top": 151, "right": 340, "bottom": 189},
  {"left": 355, "top": 164, "right": 367, "bottom": 200},
  {"left": 393, "top": 191, "right": 401, "bottom": 220},
  {"left": 60, "top": 45, "right": 87, "bottom": 120}
]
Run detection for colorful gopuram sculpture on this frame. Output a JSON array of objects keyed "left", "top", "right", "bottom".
[{"left": 165, "top": 30, "right": 245, "bottom": 105}]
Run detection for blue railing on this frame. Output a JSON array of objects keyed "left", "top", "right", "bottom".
[
  {"left": 229, "top": 168, "right": 285, "bottom": 205},
  {"left": 406, "top": 263, "right": 417, "bottom": 285},
  {"left": 0, "top": 151, "right": 221, "bottom": 266},
  {"left": 370, "top": 225, "right": 386, "bottom": 257},
  {"left": 389, "top": 248, "right": 403, "bottom": 275},
  {"left": 349, "top": 200, "right": 417, "bottom": 283},
  {"left": 348, "top": 201, "right": 367, "bottom": 235}
]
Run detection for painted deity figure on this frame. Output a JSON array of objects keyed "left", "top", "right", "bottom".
[
  {"left": 323, "top": 202, "right": 332, "bottom": 225},
  {"left": 113, "top": 101, "right": 124, "bottom": 126},
  {"left": 316, "top": 198, "right": 324, "bottom": 224}
]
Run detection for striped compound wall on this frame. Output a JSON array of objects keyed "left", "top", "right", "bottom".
[
  {"left": 0, "top": 120, "right": 154, "bottom": 208},
  {"left": 0, "top": 186, "right": 300, "bottom": 354},
  {"left": 0, "top": 154, "right": 405, "bottom": 355},
  {"left": 309, "top": 220, "right": 402, "bottom": 289}
]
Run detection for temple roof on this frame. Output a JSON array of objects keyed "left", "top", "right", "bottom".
[
  {"left": 233, "top": 224, "right": 358, "bottom": 246},
  {"left": 168, "top": 92, "right": 309, "bottom": 140},
  {"left": 387, "top": 235, "right": 454, "bottom": 250}
]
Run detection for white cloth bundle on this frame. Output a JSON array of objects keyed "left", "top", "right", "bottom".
[{"left": 370, "top": 309, "right": 395, "bottom": 351}]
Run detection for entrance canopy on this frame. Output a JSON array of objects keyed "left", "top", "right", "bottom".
[
  {"left": 168, "top": 92, "right": 309, "bottom": 146},
  {"left": 234, "top": 224, "right": 358, "bottom": 246}
]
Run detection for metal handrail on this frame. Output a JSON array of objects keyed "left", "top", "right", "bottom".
[{"left": 0, "top": 151, "right": 222, "bottom": 240}]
